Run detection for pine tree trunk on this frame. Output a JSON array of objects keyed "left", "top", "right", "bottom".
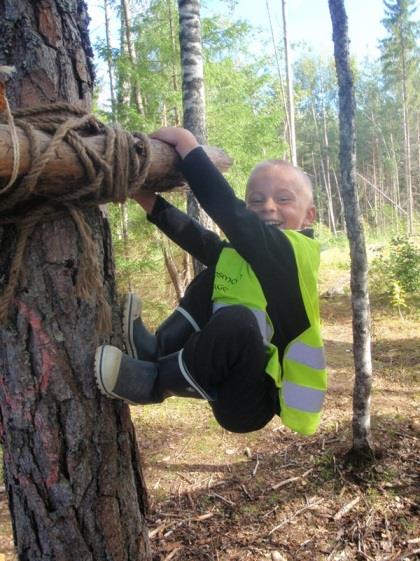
[
  {"left": 328, "top": 0, "right": 374, "bottom": 459},
  {"left": 178, "top": 0, "right": 207, "bottom": 275},
  {"left": 0, "top": 2, "right": 151, "bottom": 559}
]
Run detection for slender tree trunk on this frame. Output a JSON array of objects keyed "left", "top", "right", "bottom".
[
  {"left": 121, "top": 0, "right": 145, "bottom": 116},
  {"left": 167, "top": 0, "right": 181, "bottom": 125},
  {"left": 118, "top": 0, "right": 131, "bottom": 108},
  {"left": 0, "top": 2, "right": 151, "bottom": 559},
  {"left": 178, "top": 0, "right": 207, "bottom": 275},
  {"left": 401, "top": 73, "right": 413, "bottom": 234},
  {"left": 311, "top": 104, "right": 337, "bottom": 235},
  {"left": 390, "top": 132, "right": 402, "bottom": 230},
  {"left": 328, "top": 0, "right": 374, "bottom": 459},
  {"left": 281, "top": 0, "right": 297, "bottom": 165},
  {"left": 104, "top": 0, "right": 117, "bottom": 121},
  {"left": 266, "top": 0, "right": 290, "bottom": 152}
]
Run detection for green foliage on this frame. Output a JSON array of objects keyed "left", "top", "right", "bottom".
[
  {"left": 380, "top": 0, "right": 419, "bottom": 89},
  {"left": 90, "top": 0, "right": 420, "bottom": 306},
  {"left": 370, "top": 236, "right": 420, "bottom": 311}
]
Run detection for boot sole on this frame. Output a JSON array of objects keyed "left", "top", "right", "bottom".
[
  {"left": 95, "top": 345, "right": 134, "bottom": 404},
  {"left": 123, "top": 293, "right": 141, "bottom": 360}
]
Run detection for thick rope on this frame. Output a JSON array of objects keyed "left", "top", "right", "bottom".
[
  {"left": 0, "top": 95, "right": 20, "bottom": 194},
  {"left": 0, "top": 102, "right": 152, "bottom": 333}
]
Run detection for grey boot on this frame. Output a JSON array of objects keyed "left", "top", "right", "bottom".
[
  {"left": 123, "top": 293, "right": 157, "bottom": 361},
  {"left": 123, "top": 293, "right": 200, "bottom": 360},
  {"left": 95, "top": 345, "right": 158, "bottom": 404},
  {"left": 94, "top": 346, "right": 216, "bottom": 404}
]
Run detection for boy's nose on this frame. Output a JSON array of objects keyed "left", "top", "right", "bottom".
[{"left": 262, "top": 198, "right": 277, "bottom": 212}]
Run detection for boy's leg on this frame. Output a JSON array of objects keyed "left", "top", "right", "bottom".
[
  {"left": 95, "top": 347, "right": 215, "bottom": 404},
  {"left": 123, "top": 268, "right": 214, "bottom": 359},
  {"left": 123, "top": 293, "right": 199, "bottom": 361},
  {"left": 182, "top": 305, "right": 279, "bottom": 433}
]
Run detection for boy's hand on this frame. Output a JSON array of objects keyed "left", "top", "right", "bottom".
[
  {"left": 131, "top": 190, "right": 157, "bottom": 214},
  {"left": 150, "top": 127, "right": 199, "bottom": 159}
]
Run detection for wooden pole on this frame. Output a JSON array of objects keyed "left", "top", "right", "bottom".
[{"left": 0, "top": 124, "right": 232, "bottom": 192}]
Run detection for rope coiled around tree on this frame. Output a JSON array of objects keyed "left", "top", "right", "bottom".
[{"left": 0, "top": 102, "right": 152, "bottom": 333}]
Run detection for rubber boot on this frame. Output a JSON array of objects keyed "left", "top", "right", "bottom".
[
  {"left": 154, "top": 350, "right": 216, "bottom": 402},
  {"left": 95, "top": 345, "right": 158, "bottom": 404},
  {"left": 123, "top": 293, "right": 157, "bottom": 361},
  {"left": 123, "top": 293, "right": 199, "bottom": 361},
  {"left": 94, "top": 346, "right": 216, "bottom": 404}
]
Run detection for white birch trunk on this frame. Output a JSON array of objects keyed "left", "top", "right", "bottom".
[
  {"left": 329, "top": 0, "right": 374, "bottom": 458},
  {"left": 178, "top": 0, "right": 207, "bottom": 275}
]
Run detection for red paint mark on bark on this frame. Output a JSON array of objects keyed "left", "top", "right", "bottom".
[
  {"left": 37, "top": 3, "right": 62, "bottom": 48},
  {"left": 17, "top": 300, "right": 59, "bottom": 393}
]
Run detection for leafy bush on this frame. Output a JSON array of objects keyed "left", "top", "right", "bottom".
[{"left": 370, "top": 236, "right": 420, "bottom": 311}]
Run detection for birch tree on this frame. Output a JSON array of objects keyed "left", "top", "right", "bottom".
[
  {"left": 178, "top": 0, "right": 207, "bottom": 274},
  {"left": 328, "top": 0, "right": 374, "bottom": 458}
]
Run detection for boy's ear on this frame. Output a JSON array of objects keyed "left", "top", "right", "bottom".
[{"left": 303, "top": 206, "right": 316, "bottom": 227}]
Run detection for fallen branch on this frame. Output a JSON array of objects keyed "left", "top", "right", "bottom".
[
  {"left": 268, "top": 497, "right": 324, "bottom": 536},
  {"left": 333, "top": 496, "right": 361, "bottom": 521},
  {"left": 271, "top": 468, "right": 313, "bottom": 490}
]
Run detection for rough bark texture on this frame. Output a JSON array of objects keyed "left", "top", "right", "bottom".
[
  {"left": 178, "top": 0, "right": 207, "bottom": 275},
  {"left": 0, "top": 1, "right": 151, "bottom": 559},
  {"left": 328, "top": 0, "right": 374, "bottom": 455}
]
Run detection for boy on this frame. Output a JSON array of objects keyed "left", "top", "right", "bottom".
[{"left": 95, "top": 127, "right": 327, "bottom": 435}]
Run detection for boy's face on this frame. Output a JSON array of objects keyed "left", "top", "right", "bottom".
[{"left": 245, "top": 163, "right": 315, "bottom": 230}]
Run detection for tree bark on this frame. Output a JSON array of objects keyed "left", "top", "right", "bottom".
[
  {"left": 328, "top": 0, "right": 374, "bottom": 458},
  {"left": 0, "top": 1, "right": 151, "bottom": 559},
  {"left": 178, "top": 0, "right": 207, "bottom": 275}
]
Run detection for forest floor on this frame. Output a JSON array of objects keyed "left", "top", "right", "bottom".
[{"left": 0, "top": 251, "right": 419, "bottom": 560}]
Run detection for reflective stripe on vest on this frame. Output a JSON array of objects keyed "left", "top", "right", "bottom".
[
  {"left": 285, "top": 341, "right": 326, "bottom": 370},
  {"left": 283, "top": 380, "right": 325, "bottom": 413},
  {"left": 212, "top": 302, "right": 273, "bottom": 345}
]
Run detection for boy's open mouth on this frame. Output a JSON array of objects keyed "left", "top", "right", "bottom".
[{"left": 264, "top": 220, "right": 283, "bottom": 227}]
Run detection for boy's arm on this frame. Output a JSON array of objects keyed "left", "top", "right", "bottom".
[
  {"left": 132, "top": 192, "right": 223, "bottom": 267},
  {"left": 149, "top": 128, "right": 294, "bottom": 271},
  {"left": 149, "top": 196, "right": 223, "bottom": 266}
]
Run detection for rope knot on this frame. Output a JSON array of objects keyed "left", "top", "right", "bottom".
[{"left": 0, "top": 102, "right": 152, "bottom": 332}]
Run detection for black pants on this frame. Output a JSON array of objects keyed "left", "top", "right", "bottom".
[{"left": 182, "top": 305, "right": 280, "bottom": 434}]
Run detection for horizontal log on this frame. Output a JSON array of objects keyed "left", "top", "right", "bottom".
[{"left": 0, "top": 124, "right": 232, "bottom": 193}]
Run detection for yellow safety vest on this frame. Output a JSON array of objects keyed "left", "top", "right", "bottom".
[{"left": 212, "top": 233, "right": 327, "bottom": 436}]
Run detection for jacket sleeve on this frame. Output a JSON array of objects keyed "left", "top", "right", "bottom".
[
  {"left": 147, "top": 195, "right": 223, "bottom": 267},
  {"left": 180, "top": 147, "right": 295, "bottom": 274}
]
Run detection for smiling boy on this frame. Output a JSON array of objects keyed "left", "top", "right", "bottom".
[{"left": 95, "top": 127, "right": 327, "bottom": 435}]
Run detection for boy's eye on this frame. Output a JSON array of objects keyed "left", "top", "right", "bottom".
[{"left": 249, "top": 197, "right": 264, "bottom": 204}]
